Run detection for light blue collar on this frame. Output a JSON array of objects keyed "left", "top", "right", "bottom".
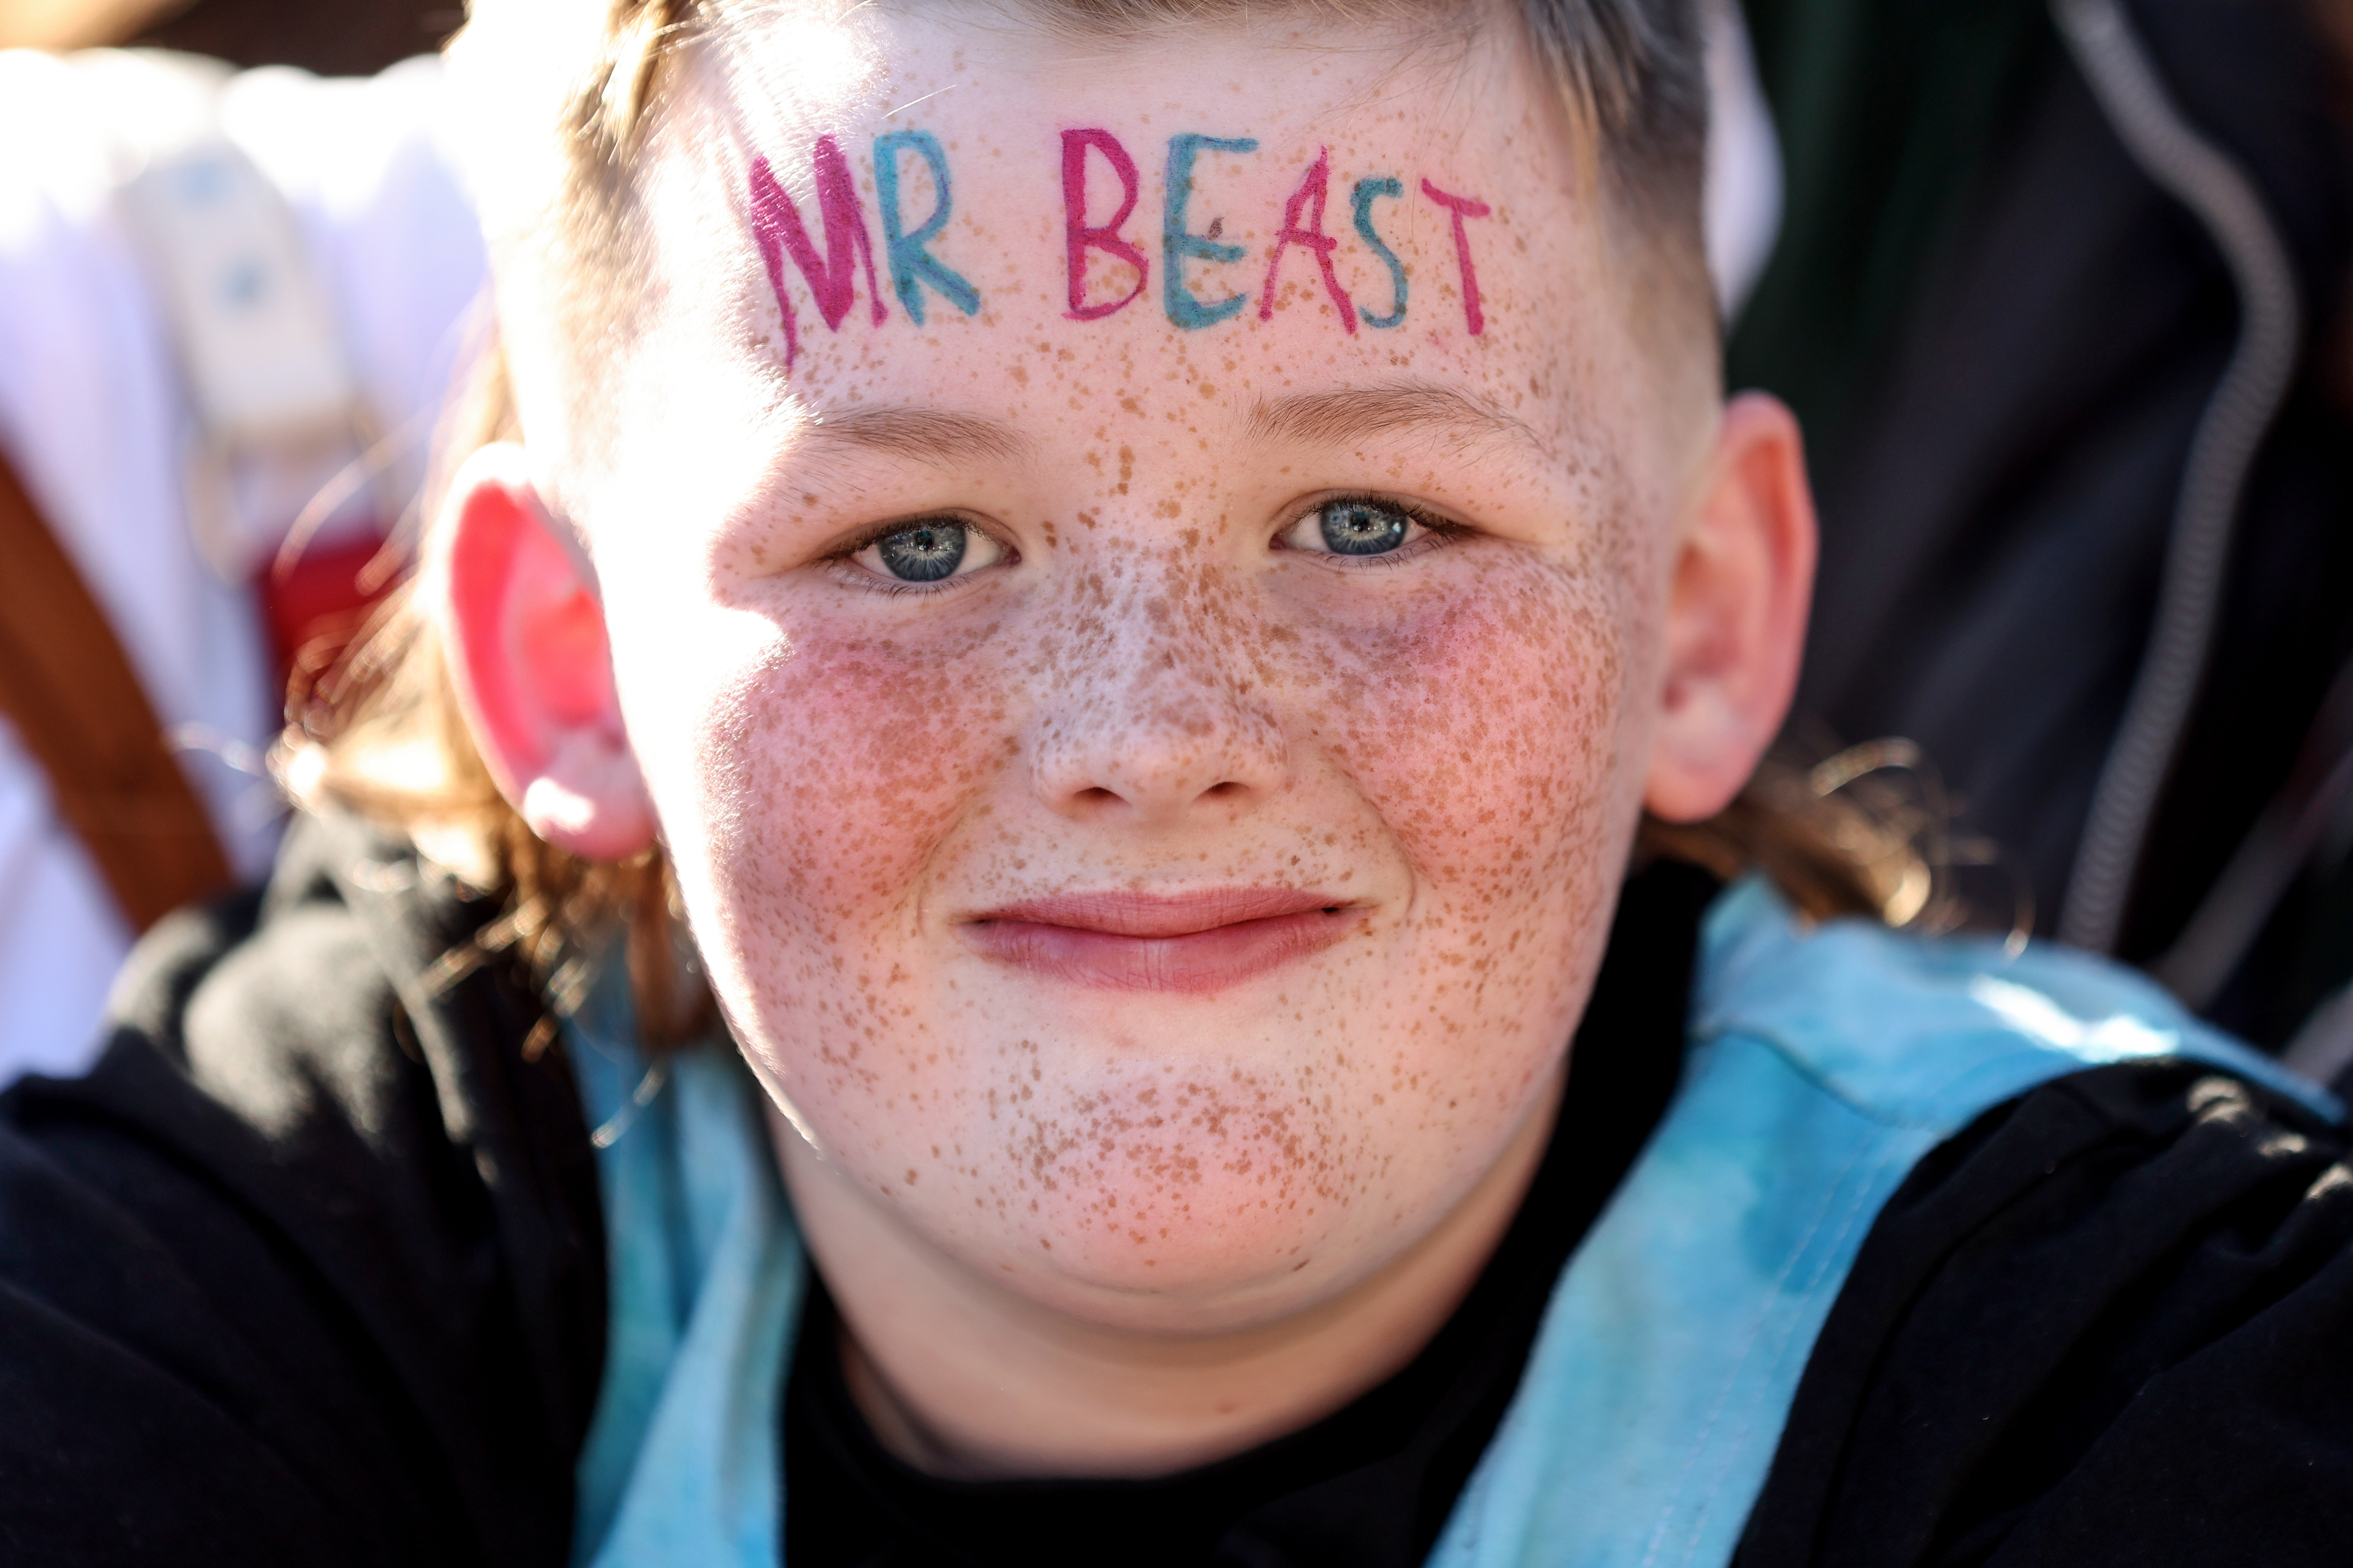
[
  {"left": 566, "top": 879, "right": 2335, "bottom": 1568},
  {"left": 1424, "top": 880, "right": 2330, "bottom": 1568},
  {"left": 566, "top": 989, "right": 802, "bottom": 1567}
]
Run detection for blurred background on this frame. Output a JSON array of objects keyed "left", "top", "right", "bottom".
[
  {"left": 5, "top": 0, "right": 455, "bottom": 75},
  {"left": 1, "top": 0, "right": 2349, "bottom": 1089}
]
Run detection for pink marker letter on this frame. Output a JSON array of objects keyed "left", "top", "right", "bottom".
[
  {"left": 1420, "top": 178, "right": 1492, "bottom": 336},
  {"left": 748, "top": 138, "right": 887, "bottom": 371},
  {"left": 1062, "top": 129, "right": 1149, "bottom": 321},
  {"left": 1259, "top": 147, "right": 1355, "bottom": 335}
]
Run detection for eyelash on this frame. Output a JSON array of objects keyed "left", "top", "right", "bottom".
[
  {"left": 1278, "top": 493, "right": 1468, "bottom": 568},
  {"left": 821, "top": 492, "right": 1466, "bottom": 596},
  {"left": 824, "top": 517, "right": 1015, "bottom": 597}
]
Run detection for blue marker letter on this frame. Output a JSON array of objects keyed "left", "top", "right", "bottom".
[
  {"left": 1162, "top": 132, "right": 1258, "bottom": 329},
  {"left": 1351, "top": 177, "right": 1407, "bottom": 329},
  {"left": 874, "top": 129, "right": 980, "bottom": 326}
]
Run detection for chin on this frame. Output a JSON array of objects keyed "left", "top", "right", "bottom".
[
  {"left": 925, "top": 1033, "right": 1462, "bottom": 1326},
  {"left": 1020, "top": 1157, "right": 1359, "bottom": 1297},
  {"left": 994, "top": 1185, "right": 1394, "bottom": 1334},
  {"left": 754, "top": 950, "right": 1561, "bottom": 1328}
]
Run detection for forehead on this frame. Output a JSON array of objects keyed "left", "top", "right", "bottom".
[{"left": 616, "top": 3, "right": 1666, "bottom": 505}]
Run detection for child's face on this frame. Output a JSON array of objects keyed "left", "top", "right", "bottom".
[{"left": 476, "top": 6, "right": 1764, "bottom": 1332}]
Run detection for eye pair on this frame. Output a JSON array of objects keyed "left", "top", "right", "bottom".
[{"left": 851, "top": 497, "right": 1434, "bottom": 586}]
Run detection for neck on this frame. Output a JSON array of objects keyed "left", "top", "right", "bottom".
[{"left": 767, "top": 1063, "right": 1566, "bottom": 1481}]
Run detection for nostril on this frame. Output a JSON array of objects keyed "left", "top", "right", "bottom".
[
  {"left": 1076, "top": 786, "right": 1122, "bottom": 807},
  {"left": 1203, "top": 780, "right": 1248, "bottom": 800}
]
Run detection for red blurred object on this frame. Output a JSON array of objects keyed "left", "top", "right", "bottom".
[{"left": 259, "top": 528, "right": 393, "bottom": 702}]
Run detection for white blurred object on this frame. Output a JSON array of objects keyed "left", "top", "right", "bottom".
[
  {"left": 1702, "top": 0, "right": 1784, "bottom": 324},
  {"left": 124, "top": 135, "right": 360, "bottom": 454},
  {"left": 0, "top": 47, "right": 485, "bottom": 1084},
  {"left": 76, "top": 47, "right": 379, "bottom": 583}
]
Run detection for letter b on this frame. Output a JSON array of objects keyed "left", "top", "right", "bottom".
[{"left": 1062, "top": 129, "right": 1149, "bottom": 321}]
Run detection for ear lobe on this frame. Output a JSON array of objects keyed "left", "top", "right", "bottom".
[
  {"left": 435, "top": 442, "right": 657, "bottom": 861},
  {"left": 1643, "top": 393, "right": 1817, "bottom": 823}
]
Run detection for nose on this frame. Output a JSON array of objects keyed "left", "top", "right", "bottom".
[{"left": 1027, "top": 557, "right": 1289, "bottom": 823}]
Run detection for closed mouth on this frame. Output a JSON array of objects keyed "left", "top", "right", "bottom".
[{"left": 960, "top": 888, "right": 1364, "bottom": 993}]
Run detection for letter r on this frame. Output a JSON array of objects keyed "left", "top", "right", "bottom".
[{"left": 876, "top": 129, "right": 981, "bottom": 326}]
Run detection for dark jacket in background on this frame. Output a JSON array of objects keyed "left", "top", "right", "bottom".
[{"left": 1734, "top": 0, "right": 2353, "bottom": 1047}]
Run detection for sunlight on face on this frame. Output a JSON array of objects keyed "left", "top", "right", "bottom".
[{"left": 577, "top": 3, "right": 1705, "bottom": 1332}]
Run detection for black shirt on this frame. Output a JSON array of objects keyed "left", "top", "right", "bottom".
[{"left": 4, "top": 814, "right": 2353, "bottom": 1567}]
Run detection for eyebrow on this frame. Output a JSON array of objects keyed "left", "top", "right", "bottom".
[
  {"left": 790, "top": 383, "right": 1548, "bottom": 469},
  {"left": 1244, "top": 384, "right": 1552, "bottom": 460},
  {"left": 797, "top": 406, "right": 1035, "bottom": 466}
]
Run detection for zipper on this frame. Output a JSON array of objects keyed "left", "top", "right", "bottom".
[{"left": 2052, "top": 0, "right": 2306, "bottom": 956}]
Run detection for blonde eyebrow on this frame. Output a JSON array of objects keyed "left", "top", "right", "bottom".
[
  {"left": 799, "top": 405, "right": 1034, "bottom": 466},
  {"left": 1245, "top": 384, "right": 1550, "bottom": 458}
]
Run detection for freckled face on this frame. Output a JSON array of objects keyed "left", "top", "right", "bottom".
[{"left": 580, "top": 10, "right": 1702, "bottom": 1330}]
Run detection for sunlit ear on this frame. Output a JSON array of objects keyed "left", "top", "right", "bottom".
[
  {"left": 433, "top": 441, "right": 657, "bottom": 861},
  {"left": 1643, "top": 392, "right": 1817, "bottom": 823}
]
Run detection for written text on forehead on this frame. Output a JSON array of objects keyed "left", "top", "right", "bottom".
[{"left": 745, "top": 123, "right": 1498, "bottom": 372}]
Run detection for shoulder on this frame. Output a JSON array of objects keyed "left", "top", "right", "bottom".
[
  {"left": 0, "top": 812, "right": 603, "bottom": 1568},
  {"left": 1713, "top": 886, "right": 2353, "bottom": 1567},
  {"left": 1694, "top": 877, "right": 2337, "bottom": 1132}
]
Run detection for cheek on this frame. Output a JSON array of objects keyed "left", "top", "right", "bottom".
[
  {"left": 1311, "top": 554, "right": 1638, "bottom": 905},
  {"left": 609, "top": 578, "right": 1019, "bottom": 1038},
  {"left": 705, "top": 632, "right": 1014, "bottom": 943}
]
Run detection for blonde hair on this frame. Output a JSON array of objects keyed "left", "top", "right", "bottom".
[{"left": 285, "top": 0, "right": 1923, "bottom": 1048}]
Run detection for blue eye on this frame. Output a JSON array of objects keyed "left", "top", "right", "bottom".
[
  {"left": 1280, "top": 497, "right": 1427, "bottom": 559},
  {"left": 852, "top": 519, "right": 1005, "bottom": 585},
  {"left": 878, "top": 522, "right": 966, "bottom": 580},
  {"left": 1319, "top": 500, "right": 1410, "bottom": 555}
]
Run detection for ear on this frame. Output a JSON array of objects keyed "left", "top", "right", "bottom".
[
  {"left": 433, "top": 442, "right": 657, "bottom": 861},
  {"left": 1643, "top": 392, "right": 1817, "bottom": 823}
]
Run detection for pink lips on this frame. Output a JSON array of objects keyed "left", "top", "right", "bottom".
[{"left": 962, "top": 888, "right": 1362, "bottom": 993}]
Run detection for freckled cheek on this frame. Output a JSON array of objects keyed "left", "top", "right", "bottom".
[
  {"left": 703, "top": 641, "right": 1015, "bottom": 903},
  {"left": 1311, "top": 572, "right": 1629, "bottom": 884}
]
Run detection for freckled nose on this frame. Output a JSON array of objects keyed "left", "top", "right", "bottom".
[{"left": 1028, "top": 568, "right": 1289, "bottom": 823}]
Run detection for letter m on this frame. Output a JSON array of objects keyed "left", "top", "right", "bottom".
[{"left": 749, "top": 137, "right": 886, "bottom": 370}]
